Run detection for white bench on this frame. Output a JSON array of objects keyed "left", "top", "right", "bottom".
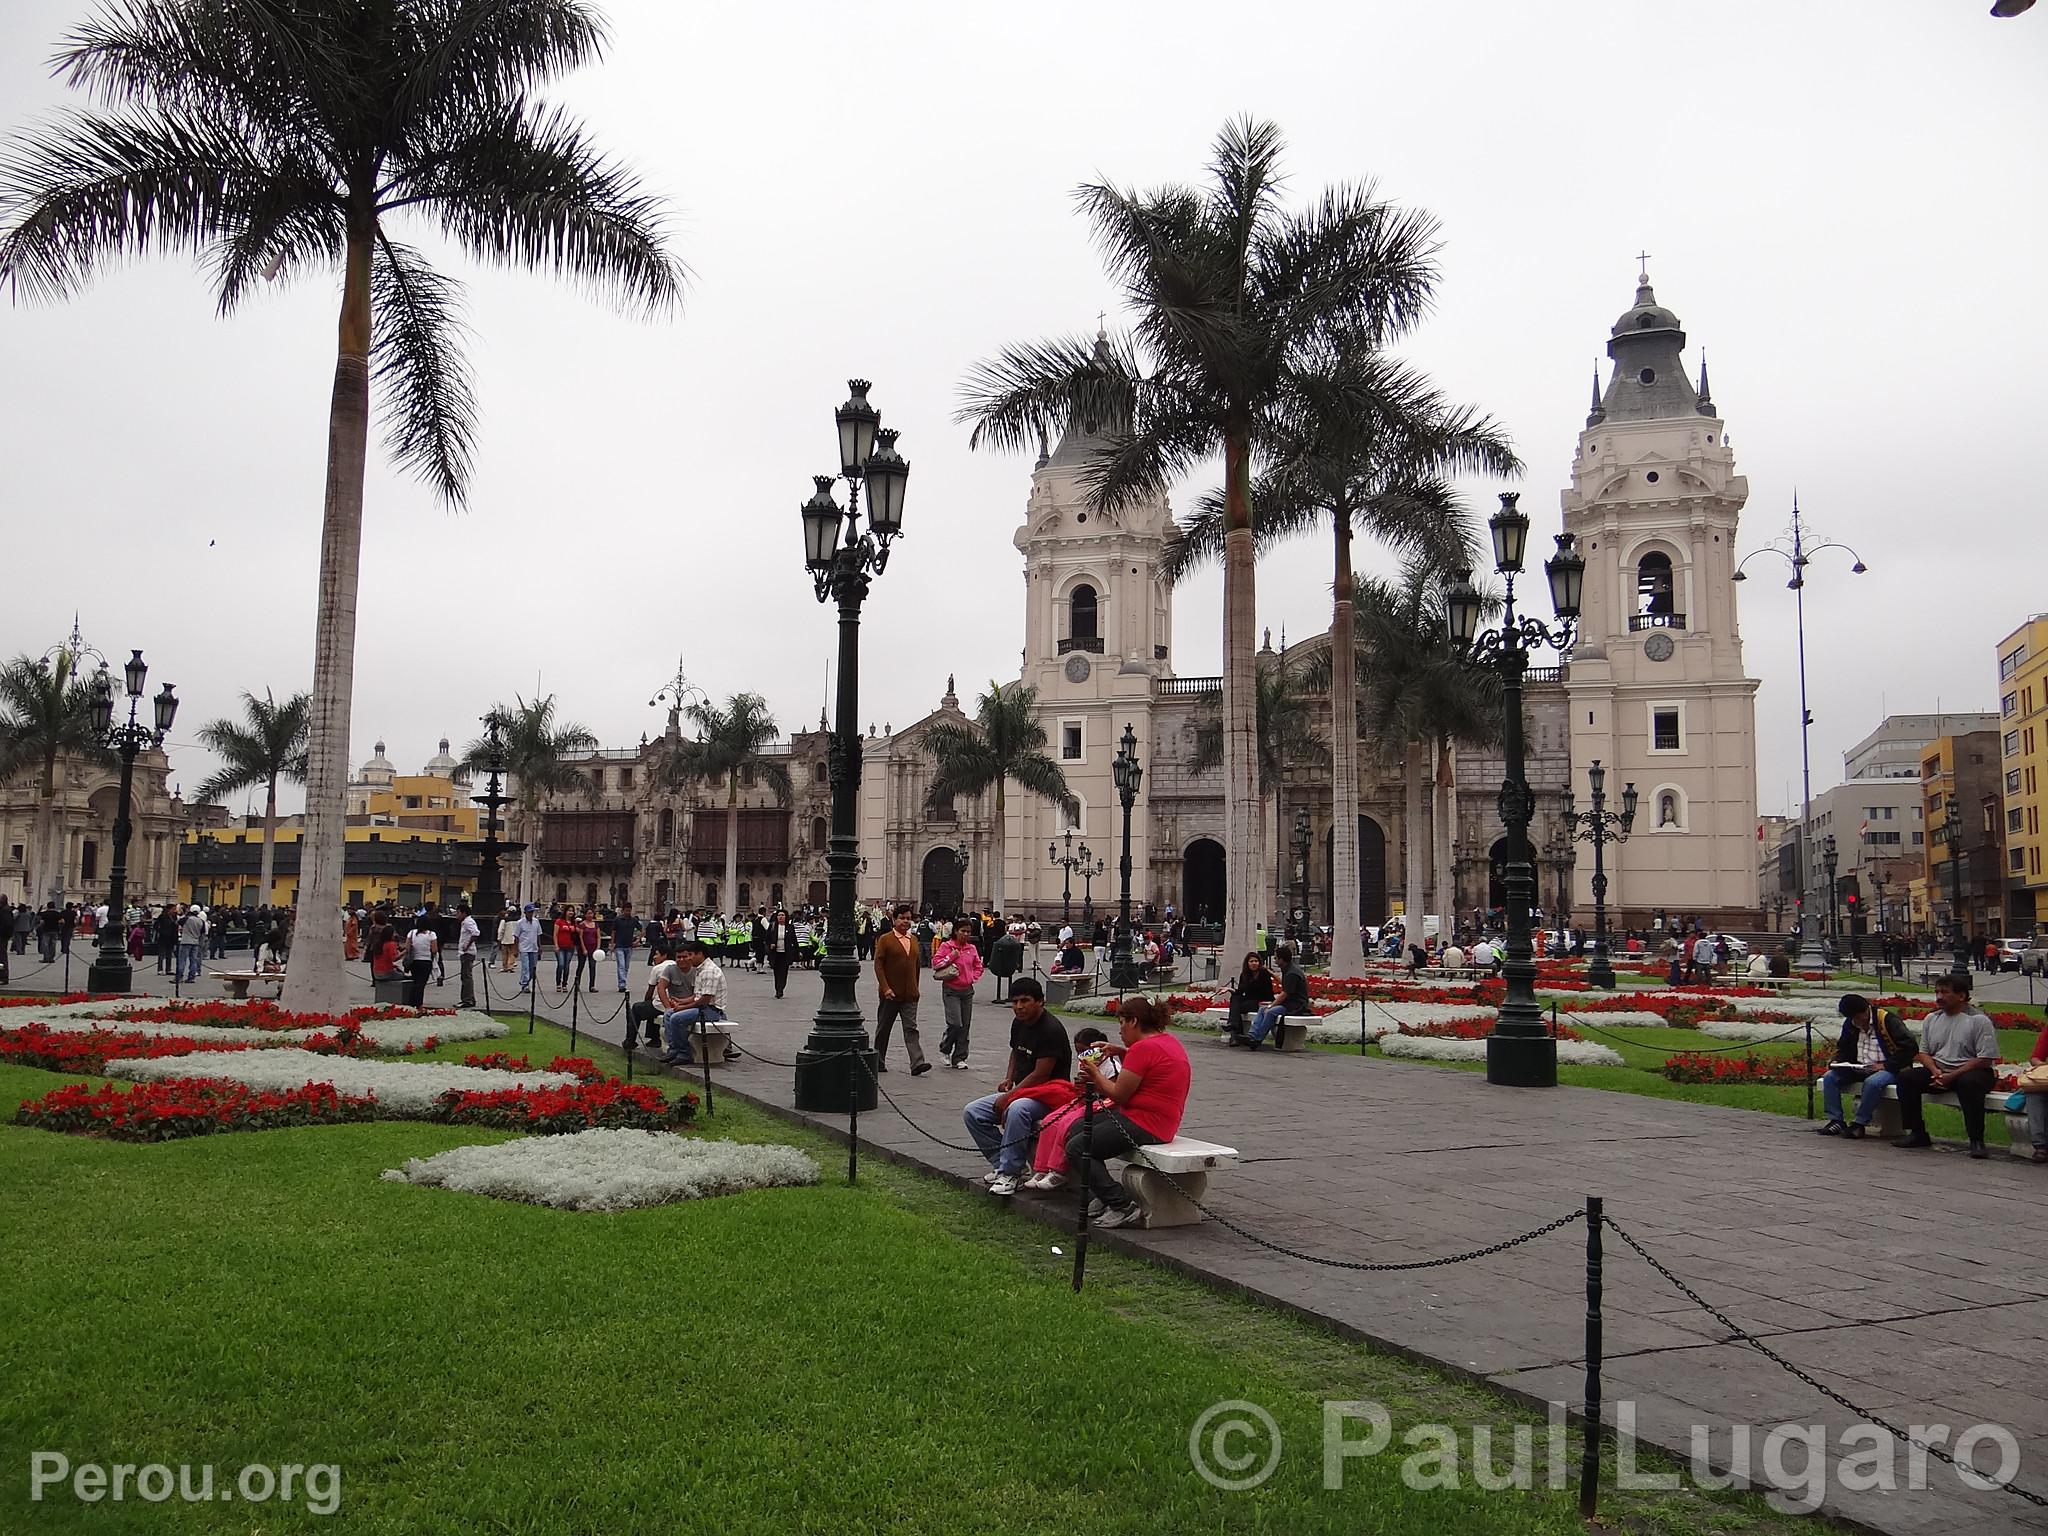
[
  {"left": 210, "top": 970, "right": 285, "bottom": 1000},
  {"left": 1118, "top": 1136, "right": 1241, "bottom": 1227},
  {"left": 672, "top": 1018, "right": 742, "bottom": 1067},
  {"left": 1814, "top": 1072, "right": 2030, "bottom": 1158}
]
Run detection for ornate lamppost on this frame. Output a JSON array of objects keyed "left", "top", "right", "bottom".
[
  {"left": 1445, "top": 492, "right": 1585, "bottom": 1087},
  {"left": 1732, "top": 501, "right": 1866, "bottom": 970},
  {"left": 1937, "top": 791, "right": 1969, "bottom": 975},
  {"left": 1048, "top": 828, "right": 1091, "bottom": 931},
  {"left": 85, "top": 651, "right": 178, "bottom": 994},
  {"left": 1559, "top": 759, "right": 1637, "bottom": 989},
  {"left": 1110, "top": 723, "right": 1144, "bottom": 990},
  {"left": 1289, "top": 805, "right": 1312, "bottom": 950},
  {"left": 794, "top": 380, "right": 909, "bottom": 1113},
  {"left": 1821, "top": 833, "right": 1840, "bottom": 964},
  {"left": 1543, "top": 819, "right": 1576, "bottom": 945}
]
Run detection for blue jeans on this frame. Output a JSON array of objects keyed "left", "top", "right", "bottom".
[
  {"left": 554, "top": 947, "right": 572, "bottom": 987},
  {"left": 615, "top": 946, "right": 633, "bottom": 990},
  {"left": 1248, "top": 1002, "right": 1289, "bottom": 1043},
  {"left": 1822, "top": 1067, "right": 1896, "bottom": 1125},
  {"left": 518, "top": 950, "right": 538, "bottom": 991},
  {"left": 662, "top": 1005, "right": 726, "bottom": 1060},
  {"left": 177, "top": 942, "right": 200, "bottom": 981},
  {"left": 963, "top": 1093, "right": 1050, "bottom": 1176}
]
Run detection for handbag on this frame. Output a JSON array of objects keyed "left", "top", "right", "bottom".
[{"left": 2018, "top": 1061, "right": 2048, "bottom": 1093}]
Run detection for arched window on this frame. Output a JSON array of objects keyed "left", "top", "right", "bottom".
[
  {"left": 811, "top": 816, "right": 828, "bottom": 852},
  {"left": 1070, "top": 584, "right": 1098, "bottom": 642},
  {"left": 1637, "top": 551, "right": 1675, "bottom": 617},
  {"left": 657, "top": 808, "right": 673, "bottom": 847},
  {"left": 737, "top": 882, "right": 751, "bottom": 910}
]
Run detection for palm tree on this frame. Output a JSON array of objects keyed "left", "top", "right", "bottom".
[
  {"left": 463, "top": 696, "right": 598, "bottom": 909},
  {"left": 922, "top": 683, "right": 1076, "bottom": 914},
  {"left": 1352, "top": 561, "right": 1501, "bottom": 931},
  {"left": 0, "top": 1, "right": 682, "bottom": 1014},
  {"left": 659, "top": 694, "right": 789, "bottom": 915},
  {"left": 1187, "top": 658, "right": 1327, "bottom": 930},
  {"left": 957, "top": 117, "right": 1434, "bottom": 960},
  {"left": 1163, "top": 344, "right": 1515, "bottom": 973},
  {"left": 0, "top": 652, "right": 108, "bottom": 904},
  {"left": 192, "top": 691, "right": 311, "bottom": 908}
]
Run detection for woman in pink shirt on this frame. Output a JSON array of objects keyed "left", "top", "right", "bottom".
[
  {"left": 932, "top": 919, "right": 985, "bottom": 1069},
  {"left": 1069, "top": 997, "right": 1191, "bottom": 1229}
]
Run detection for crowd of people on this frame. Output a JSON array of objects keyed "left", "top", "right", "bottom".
[{"left": 0, "top": 893, "right": 293, "bottom": 985}]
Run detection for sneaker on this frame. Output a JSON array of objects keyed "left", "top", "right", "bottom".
[
  {"left": 1893, "top": 1132, "right": 1932, "bottom": 1149},
  {"left": 1036, "top": 1171, "right": 1068, "bottom": 1191},
  {"left": 1086, "top": 1198, "right": 1107, "bottom": 1220},
  {"left": 1845, "top": 1123, "right": 1868, "bottom": 1139},
  {"left": 1968, "top": 1141, "right": 1989, "bottom": 1161},
  {"left": 1816, "top": 1119, "right": 1847, "bottom": 1137},
  {"left": 1020, "top": 1172, "right": 1054, "bottom": 1191},
  {"left": 2032, "top": 1147, "right": 2048, "bottom": 1164},
  {"left": 911, "top": 1061, "right": 933, "bottom": 1077},
  {"left": 1096, "top": 1203, "right": 1147, "bottom": 1229},
  {"left": 981, "top": 1170, "right": 1004, "bottom": 1186},
  {"left": 951, "top": 1058, "right": 971, "bottom": 1070},
  {"left": 988, "top": 1174, "right": 1020, "bottom": 1197}
]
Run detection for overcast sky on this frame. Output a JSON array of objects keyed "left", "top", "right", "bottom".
[{"left": 3, "top": 0, "right": 2042, "bottom": 820}]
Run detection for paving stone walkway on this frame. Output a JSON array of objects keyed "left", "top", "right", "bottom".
[{"left": 14, "top": 950, "right": 2046, "bottom": 1534}]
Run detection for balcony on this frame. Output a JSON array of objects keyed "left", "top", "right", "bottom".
[
  {"left": 1628, "top": 612, "right": 1686, "bottom": 631},
  {"left": 1155, "top": 675, "right": 1221, "bottom": 697},
  {"left": 1057, "top": 636, "right": 1104, "bottom": 655}
]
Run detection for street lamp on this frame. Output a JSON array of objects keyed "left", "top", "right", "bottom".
[
  {"left": 793, "top": 379, "right": 909, "bottom": 1114},
  {"left": 1821, "top": 833, "right": 1840, "bottom": 964},
  {"left": 86, "top": 651, "right": 177, "bottom": 993},
  {"left": 1543, "top": 818, "right": 1576, "bottom": 943},
  {"left": 1111, "top": 723, "right": 1144, "bottom": 990},
  {"left": 1938, "top": 791, "right": 1969, "bottom": 975},
  {"left": 1445, "top": 491, "right": 1585, "bottom": 1087},
  {"left": 1048, "top": 827, "right": 1090, "bottom": 932},
  {"left": 1290, "top": 805, "right": 1311, "bottom": 951},
  {"left": 1559, "top": 759, "right": 1637, "bottom": 988},
  {"left": 1078, "top": 848, "right": 1104, "bottom": 928},
  {"left": 1733, "top": 500, "right": 1866, "bottom": 970}
]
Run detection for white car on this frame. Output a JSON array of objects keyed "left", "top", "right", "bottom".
[{"left": 1996, "top": 937, "right": 2034, "bottom": 973}]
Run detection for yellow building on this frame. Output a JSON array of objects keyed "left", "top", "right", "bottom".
[
  {"left": 353, "top": 774, "right": 480, "bottom": 838},
  {"left": 1998, "top": 617, "right": 2048, "bottom": 936},
  {"left": 181, "top": 826, "right": 478, "bottom": 911},
  {"left": 1919, "top": 731, "right": 2003, "bottom": 942}
]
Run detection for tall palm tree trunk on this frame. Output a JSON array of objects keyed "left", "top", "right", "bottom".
[
  {"left": 1432, "top": 737, "right": 1456, "bottom": 929},
  {"left": 1221, "top": 433, "right": 1263, "bottom": 960},
  {"left": 1326, "top": 518, "right": 1365, "bottom": 975},
  {"left": 286, "top": 224, "right": 373, "bottom": 1016},
  {"left": 1403, "top": 741, "right": 1426, "bottom": 937},
  {"left": 723, "top": 775, "right": 739, "bottom": 914},
  {"left": 517, "top": 802, "right": 537, "bottom": 909},
  {"left": 990, "top": 781, "right": 1007, "bottom": 914},
  {"left": 258, "top": 776, "right": 279, "bottom": 907},
  {"left": 32, "top": 760, "right": 60, "bottom": 904}
]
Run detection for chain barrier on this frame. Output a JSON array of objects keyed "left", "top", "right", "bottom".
[
  {"left": 850, "top": 1050, "right": 1050, "bottom": 1162},
  {"left": 1605, "top": 1216, "right": 2048, "bottom": 1510},
  {"left": 1561, "top": 1013, "right": 1817, "bottom": 1055}
]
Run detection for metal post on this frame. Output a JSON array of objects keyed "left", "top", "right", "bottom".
[
  {"left": 1072, "top": 1086, "right": 1094, "bottom": 1292},
  {"left": 847, "top": 1080, "right": 858, "bottom": 1186},
  {"left": 86, "top": 730, "right": 142, "bottom": 995},
  {"left": 1487, "top": 578, "right": 1552, "bottom": 1086},
  {"left": 1579, "top": 1194, "right": 1605, "bottom": 1520},
  {"left": 699, "top": 1018, "right": 714, "bottom": 1117},
  {"left": 1804, "top": 1018, "right": 1813, "bottom": 1120},
  {"left": 569, "top": 979, "right": 580, "bottom": 1054}
]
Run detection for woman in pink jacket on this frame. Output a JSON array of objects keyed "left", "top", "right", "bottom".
[{"left": 931, "top": 919, "right": 985, "bottom": 1069}]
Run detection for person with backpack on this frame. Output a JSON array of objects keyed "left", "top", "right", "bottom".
[{"left": 1815, "top": 994, "right": 1917, "bottom": 1138}]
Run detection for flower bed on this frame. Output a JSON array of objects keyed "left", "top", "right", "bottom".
[
  {"left": 0, "top": 992, "right": 105, "bottom": 1009},
  {"left": 435, "top": 1078, "right": 693, "bottom": 1134},
  {"left": 0, "top": 1022, "right": 262, "bottom": 1075},
  {"left": 1696, "top": 1018, "right": 1825, "bottom": 1045},
  {"left": 104, "top": 1050, "right": 582, "bottom": 1115},
  {"left": 1662, "top": 1049, "right": 1829, "bottom": 1086},
  {"left": 382, "top": 1129, "right": 811, "bottom": 1211},
  {"left": 1397, "top": 1017, "right": 1584, "bottom": 1043},
  {"left": 15, "top": 1001, "right": 507, "bottom": 1051},
  {"left": 1379, "top": 1033, "right": 1624, "bottom": 1067},
  {"left": 15, "top": 1079, "right": 379, "bottom": 1142}
]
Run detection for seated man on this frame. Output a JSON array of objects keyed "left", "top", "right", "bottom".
[
  {"left": 1767, "top": 944, "right": 1793, "bottom": 979},
  {"left": 1051, "top": 940, "right": 1086, "bottom": 975},
  {"left": 1469, "top": 937, "right": 1500, "bottom": 973},
  {"left": 628, "top": 942, "right": 681, "bottom": 1051},
  {"left": 1893, "top": 972, "right": 2000, "bottom": 1158},
  {"left": 1816, "top": 993, "right": 1916, "bottom": 1138},
  {"left": 962, "top": 978, "right": 1072, "bottom": 1197},
  {"left": 1245, "top": 943, "right": 1309, "bottom": 1050},
  {"left": 659, "top": 938, "right": 732, "bottom": 1066},
  {"left": 1440, "top": 940, "right": 1467, "bottom": 971}
]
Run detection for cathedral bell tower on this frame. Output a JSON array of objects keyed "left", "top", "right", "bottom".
[{"left": 1562, "top": 266, "right": 1760, "bottom": 926}]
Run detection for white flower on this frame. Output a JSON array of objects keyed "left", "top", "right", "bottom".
[
  {"left": 1378, "top": 1033, "right": 1625, "bottom": 1067},
  {"left": 382, "top": 1130, "right": 819, "bottom": 1211},
  {"left": 1545, "top": 1010, "right": 1674, "bottom": 1032},
  {"left": 105, "top": 1050, "right": 577, "bottom": 1114},
  {"left": 1697, "top": 1018, "right": 1827, "bottom": 1044},
  {"left": 11, "top": 1004, "right": 505, "bottom": 1051}
]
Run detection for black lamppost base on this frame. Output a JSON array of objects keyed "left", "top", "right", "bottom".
[
  {"left": 86, "top": 954, "right": 132, "bottom": 995},
  {"left": 1486, "top": 1032, "right": 1558, "bottom": 1087},
  {"left": 794, "top": 1044, "right": 878, "bottom": 1113},
  {"left": 1585, "top": 951, "right": 1617, "bottom": 989},
  {"left": 1110, "top": 956, "right": 1141, "bottom": 990}
]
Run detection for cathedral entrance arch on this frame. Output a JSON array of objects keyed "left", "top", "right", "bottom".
[
  {"left": 1324, "top": 816, "right": 1389, "bottom": 925},
  {"left": 920, "top": 847, "right": 964, "bottom": 917},
  {"left": 1181, "top": 838, "right": 1226, "bottom": 927}
]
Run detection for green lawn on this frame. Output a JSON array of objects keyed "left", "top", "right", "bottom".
[{"left": 0, "top": 1016, "right": 1816, "bottom": 1535}]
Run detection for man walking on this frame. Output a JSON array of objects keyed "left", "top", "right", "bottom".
[
  {"left": 610, "top": 901, "right": 641, "bottom": 993},
  {"left": 872, "top": 903, "right": 931, "bottom": 1075},
  {"left": 455, "top": 903, "right": 480, "bottom": 1009},
  {"left": 1894, "top": 972, "right": 2001, "bottom": 1158},
  {"left": 177, "top": 904, "right": 206, "bottom": 983},
  {"left": 513, "top": 903, "right": 543, "bottom": 994}
]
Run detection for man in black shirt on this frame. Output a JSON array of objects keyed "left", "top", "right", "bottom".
[
  {"left": 1246, "top": 943, "right": 1310, "bottom": 1049},
  {"left": 961, "top": 977, "right": 1071, "bottom": 1197},
  {"left": 609, "top": 903, "right": 642, "bottom": 993}
]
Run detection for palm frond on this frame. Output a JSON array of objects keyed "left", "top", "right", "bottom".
[{"left": 371, "top": 234, "right": 477, "bottom": 504}]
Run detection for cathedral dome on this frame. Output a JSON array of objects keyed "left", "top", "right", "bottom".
[
  {"left": 1611, "top": 280, "right": 1682, "bottom": 339},
  {"left": 423, "top": 736, "right": 460, "bottom": 777}
]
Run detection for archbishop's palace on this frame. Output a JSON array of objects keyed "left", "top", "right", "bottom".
[{"left": 497, "top": 271, "right": 1762, "bottom": 932}]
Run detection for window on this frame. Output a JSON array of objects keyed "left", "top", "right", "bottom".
[
  {"left": 2013, "top": 848, "right": 2028, "bottom": 873},
  {"left": 811, "top": 816, "right": 828, "bottom": 852},
  {"left": 1070, "top": 584, "right": 1098, "bottom": 642},
  {"left": 2009, "top": 769, "right": 2023, "bottom": 794},
  {"left": 619, "top": 767, "right": 633, "bottom": 790},
  {"left": 657, "top": 808, "right": 673, "bottom": 848},
  {"left": 1912, "top": 832, "right": 1923, "bottom": 845},
  {"left": 2004, "top": 692, "right": 2018, "bottom": 718},
  {"left": 8, "top": 844, "right": 20, "bottom": 862},
  {"left": 2001, "top": 647, "right": 2025, "bottom": 679},
  {"left": 404, "top": 796, "right": 422, "bottom": 809},
  {"left": 2005, "top": 731, "right": 2021, "bottom": 757},
  {"left": 2009, "top": 808, "right": 2025, "bottom": 834},
  {"left": 814, "top": 761, "right": 829, "bottom": 784},
  {"left": 1061, "top": 722, "right": 1083, "bottom": 762},
  {"left": 1651, "top": 707, "right": 1682, "bottom": 752},
  {"left": 1635, "top": 551, "right": 1677, "bottom": 619}
]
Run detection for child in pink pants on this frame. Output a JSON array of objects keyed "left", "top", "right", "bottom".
[{"left": 1022, "top": 1029, "right": 1120, "bottom": 1191}]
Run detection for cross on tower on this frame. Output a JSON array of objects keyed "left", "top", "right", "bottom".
[{"left": 1636, "top": 250, "right": 1652, "bottom": 284}]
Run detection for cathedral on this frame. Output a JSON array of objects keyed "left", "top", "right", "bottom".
[{"left": 529, "top": 271, "right": 1761, "bottom": 932}]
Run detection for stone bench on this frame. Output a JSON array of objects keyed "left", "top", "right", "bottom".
[
  {"left": 675, "top": 1018, "right": 742, "bottom": 1067},
  {"left": 1814, "top": 1072, "right": 2030, "bottom": 1157},
  {"left": 1118, "top": 1136, "right": 1241, "bottom": 1227},
  {"left": 210, "top": 970, "right": 285, "bottom": 1000}
]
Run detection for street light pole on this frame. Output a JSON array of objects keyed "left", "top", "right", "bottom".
[
  {"left": 1560, "top": 759, "right": 1638, "bottom": 989},
  {"left": 86, "top": 651, "right": 178, "bottom": 994},
  {"left": 1821, "top": 833, "right": 1840, "bottom": 965},
  {"left": 1940, "top": 791, "right": 1969, "bottom": 975},
  {"left": 1445, "top": 492, "right": 1586, "bottom": 1088},
  {"left": 1290, "top": 804, "right": 1311, "bottom": 952},
  {"left": 794, "top": 381, "right": 909, "bottom": 1114},
  {"left": 1733, "top": 501, "right": 1866, "bottom": 969},
  {"left": 1110, "top": 723, "right": 1144, "bottom": 991},
  {"left": 1079, "top": 851, "right": 1103, "bottom": 929},
  {"left": 1048, "top": 828, "right": 1086, "bottom": 931}
]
